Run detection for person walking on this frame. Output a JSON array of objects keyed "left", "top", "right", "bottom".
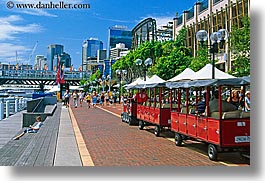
[
  {"left": 92, "top": 91, "right": 97, "bottom": 108},
  {"left": 63, "top": 89, "right": 70, "bottom": 108},
  {"left": 73, "top": 90, "right": 79, "bottom": 108},
  {"left": 100, "top": 93, "right": 105, "bottom": 106},
  {"left": 79, "top": 90, "right": 84, "bottom": 107},
  {"left": 85, "top": 93, "right": 92, "bottom": 108}
]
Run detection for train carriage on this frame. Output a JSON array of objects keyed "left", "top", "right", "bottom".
[{"left": 167, "top": 78, "right": 250, "bottom": 160}]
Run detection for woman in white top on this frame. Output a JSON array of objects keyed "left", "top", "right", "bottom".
[{"left": 13, "top": 116, "right": 43, "bottom": 140}]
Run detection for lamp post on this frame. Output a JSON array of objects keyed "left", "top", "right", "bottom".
[
  {"left": 106, "top": 75, "right": 111, "bottom": 92},
  {"left": 99, "top": 75, "right": 106, "bottom": 92},
  {"left": 135, "top": 58, "right": 152, "bottom": 81},
  {"left": 196, "top": 29, "right": 228, "bottom": 79},
  {"left": 116, "top": 69, "right": 127, "bottom": 104}
]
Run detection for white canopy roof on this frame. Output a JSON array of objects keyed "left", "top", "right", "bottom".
[
  {"left": 168, "top": 68, "right": 196, "bottom": 82},
  {"left": 190, "top": 64, "right": 235, "bottom": 80},
  {"left": 124, "top": 76, "right": 148, "bottom": 89},
  {"left": 124, "top": 77, "right": 146, "bottom": 87},
  {"left": 145, "top": 74, "right": 166, "bottom": 84}
]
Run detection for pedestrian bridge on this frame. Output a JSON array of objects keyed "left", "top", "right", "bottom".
[{"left": 0, "top": 69, "right": 82, "bottom": 86}]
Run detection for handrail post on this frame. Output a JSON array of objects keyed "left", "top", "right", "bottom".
[
  {"left": 15, "top": 99, "right": 18, "bottom": 113},
  {"left": 0, "top": 102, "right": 3, "bottom": 120},
  {"left": 6, "top": 101, "right": 10, "bottom": 118}
]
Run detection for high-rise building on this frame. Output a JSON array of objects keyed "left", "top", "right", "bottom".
[
  {"left": 82, "top": 38, "right": 103, "bottom": 59},
  {"left": 97, "top": 49, "right": 107, "bottom": 62},
  {"left": 34, "top": 55, "right": 47, "bottom": 70},
  {"left": 110, "top": 43, "right": 128, "bottom": 60},
  {"left": 82, "top": 38, "right": 103, "bottom": 72},
  {"left": 107, "top": 25, "right": 132, "bottom": 58},
  {"left": 60, "top": 52, "right": 71, "bottom": 68},
  {"left": 47, "top": 44, "right": 64, "bottom": 71}
]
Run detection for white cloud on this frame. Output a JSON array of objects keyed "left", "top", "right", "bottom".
[
  {"left": 0, "top": 15, "right": 42, "bottom": 64},
  {"left": 0, "top": 43, "right": 30, "bottom": 63},
  {"left": 0, "top": 15, "right": 43, "bottom": 40}
]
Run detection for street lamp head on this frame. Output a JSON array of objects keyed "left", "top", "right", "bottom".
[
  {"left": 135, "top": 59, "right": 143, "bottom": 66},
  {"left": 122, "top": 70, "right": 127, "bottom": 75},
  {"left": 218, "top": 29, "right": 229, "bottom": 41},
  {"left": 196, "top": 30, "right": 208, "bottom": 43},
  {"left": 115, "top": 69, "right": 121, "bottom": 75},
  {"left": 144, "top": 58, "right": 152, "bottom": 67},
  {"left": 210, "top": 31, "right": 222, "bottom": 43}
]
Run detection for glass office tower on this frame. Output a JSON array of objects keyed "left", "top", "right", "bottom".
[{"left": 107, "top": 25, "right": 132, "bottom": 58}]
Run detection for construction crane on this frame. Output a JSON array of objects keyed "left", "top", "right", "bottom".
[{"left": 28, "top": 41, "right": 38, "bottom": 64}]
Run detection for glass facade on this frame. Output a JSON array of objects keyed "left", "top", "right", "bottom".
[
  {"left": 47, "top": 44, "right": 64, "bottom": 71},
  {"left": 83, "top": 39, "right": 103, "bottom": 59},
  {"left": 108, "top": 26, "right": 132, "bottom": 57}
]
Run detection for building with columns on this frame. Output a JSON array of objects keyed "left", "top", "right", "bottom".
[{"left": 172, "top": 0, "right": 250, "bottom": 72}]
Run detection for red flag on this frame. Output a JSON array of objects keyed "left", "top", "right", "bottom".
[
  {"left": 60, "top": 63, "right": 65, "bottom": 84},
  {"left": 56, "top": 55, "right": 61, "bottom": 85}
]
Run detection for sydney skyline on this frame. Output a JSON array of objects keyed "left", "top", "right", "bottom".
[{"left": 0, "top": 0, "right": 221, "bottom": 68}]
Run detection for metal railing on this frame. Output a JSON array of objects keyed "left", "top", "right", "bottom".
[
  {"left": 0, "top": 70, "right": 82, "bottom": 80},
  {"left": 0, "top": 97, "right": 28, "bottom": 120}
]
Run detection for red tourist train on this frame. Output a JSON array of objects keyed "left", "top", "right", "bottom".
[{"left": 121, "top": 75, "right": 250, "bottom": 161}]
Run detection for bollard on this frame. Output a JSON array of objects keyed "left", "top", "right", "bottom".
[
  {"left": 0, "top": 102, "right": 3, "bottom": 120},
  {"left": 6, "top": 101, "right": 10, "bottom": 118},
  {"left": 15, "top": 99, "right": 18, "bottom": 113}
]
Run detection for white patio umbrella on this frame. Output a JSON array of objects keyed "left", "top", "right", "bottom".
[
  {"left": 168, "top": 68, "right": 196, "bottom": 82},
  {"left": 190, "top": 64, "right": 235, "bottom": 80}
]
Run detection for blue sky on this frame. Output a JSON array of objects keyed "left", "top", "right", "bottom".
[{"left": 0, "top": 0, "right": 200, "bottom": 68}]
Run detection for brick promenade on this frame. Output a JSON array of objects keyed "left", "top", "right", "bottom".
[{"left": 70, "top": 102, "right": 248, "bottom": 166}]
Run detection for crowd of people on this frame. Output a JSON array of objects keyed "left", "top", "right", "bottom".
[
  {"left": 62, "top": 88, "right": 251, "bottom": 115},
  {"left": 63, "top": 90, "right": 122, "bottom": 108},
  {"left": 196, "top": 89, "right": 251, "bottom": 115}
]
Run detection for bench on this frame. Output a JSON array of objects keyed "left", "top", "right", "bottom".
[
  {"left": 210, "top": 110, "right": 242, "bottom": 119},
  {"left": 0, "top": 104, "right": 61, "bottom": 166}
]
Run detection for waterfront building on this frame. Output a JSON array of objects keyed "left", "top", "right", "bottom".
[
  {"left": 34, "top": 55, "right": 47, "bottom": 70},
  {"left": 59, "top": 52, "right": 71, "bottom": 68},
  {"left": 157, "top": 21, "right": 173, "bottom": 42},
  {"left": 172, "top": 0, "right": 250, "bottom": 72},
  {"left": 107, "top": 25, "right": 132, "bottom": 58},
  {"left": 82, "top": 38, "right": 104, "bottom": 74},
  {"left": 110, "top": 43, "right": 128, "bottom": 60},
  {"left": 47, "top": 44, "right": 64, "bottom": 71},
  {"left": 132, "top": 18, "right": 157, "bottom": 49}
]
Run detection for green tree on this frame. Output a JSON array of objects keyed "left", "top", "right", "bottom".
[
  {"left": 229, "top": 16, "right": 250, "bottom": 77},
  {"left": 189, "top": 47, "right": 211, "bottom": 72},
  {"left": 153, "top": 28, "right": 192, "bottom": 80}
]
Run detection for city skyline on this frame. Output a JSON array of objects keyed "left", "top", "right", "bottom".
[{"left": 0, "top": 0, "right": 208, "bottom": 68}]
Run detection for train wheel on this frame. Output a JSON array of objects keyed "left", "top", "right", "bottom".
[
  {"left": 175, "top": 133, "right": 183, "bottom": 146},
  {"left": 154, "top": 125, "right": 160, "bottom": 137},
  {"left": 208, "top": 144, "right": 218, "bottom": 161},
  {"left": 128, "top": 117, "right": 132, "bottom": 126},
  {"left": 139, "top": 120, "right": 144, "bottom": 130}
]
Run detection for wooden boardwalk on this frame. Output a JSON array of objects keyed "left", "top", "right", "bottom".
[
  {"left": 0, "top": 104, "right": 62, "bottom": 166},
  {"left": 0, "top": 111, "right": 25, "bottom": 149}
]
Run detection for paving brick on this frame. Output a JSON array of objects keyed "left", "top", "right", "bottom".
[{"left": 70, "top": 103, "right": 225, "bottom": 166}]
